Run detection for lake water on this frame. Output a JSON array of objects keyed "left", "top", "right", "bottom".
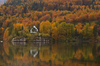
[{"left": 0, "top": 42, "right": 100, "bottom": 66}]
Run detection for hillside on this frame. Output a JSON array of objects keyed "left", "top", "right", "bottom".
[
  {"left": 0, "top": 0, "right": 100, "bottom": 41},
  {"left": 3, "top": 0, "right": 99, "bottom": 11}
]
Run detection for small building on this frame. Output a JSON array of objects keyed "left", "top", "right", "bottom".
[{"left": 30, "top": 26, "right": 38, "bottom": 33}]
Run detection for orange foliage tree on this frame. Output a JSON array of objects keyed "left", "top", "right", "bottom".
[
  {"left": 13, "top": 23, "right": 23, "bottom": 31},
  {"left": 75, "top": 23, "right": 83, "bottom": 34}
]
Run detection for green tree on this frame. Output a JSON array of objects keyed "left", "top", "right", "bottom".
[
  {"left": 8, "top": 23, "right": 14, "bottom": 36},
  {"left": 93, "top": 25, "right": 97, "bottom": 39},
  {"left": 81, "top": 23, "right": 94, "bottom": 40},
  {"left": 58, "top": 22, "right": 74, "bottom": 39}
]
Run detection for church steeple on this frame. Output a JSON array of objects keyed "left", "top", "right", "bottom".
[{"left": 30, "top": 25, "right": 38, "bottom": 33}]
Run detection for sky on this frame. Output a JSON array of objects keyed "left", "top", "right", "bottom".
[{"left": 0, "top": 0, "right": 6, "bottom": 5}]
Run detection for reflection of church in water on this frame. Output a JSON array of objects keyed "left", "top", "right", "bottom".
[
  {"left": 30, "top": 41, "right": 49, "bottom": 58},
  {"left": 12, "top": 41, "right": 49, "bottom": 58}
]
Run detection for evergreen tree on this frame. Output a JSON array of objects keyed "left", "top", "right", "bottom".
[{"left": 93, "top": 25, "right": 97, "bottom": 39}]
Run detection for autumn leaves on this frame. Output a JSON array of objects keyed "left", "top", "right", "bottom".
[
  {"left": 39, "top": 21, "right": 97, "bottom": 41},
  {"left": 3, "top": 20, "right": 97, "bottom": 41}
]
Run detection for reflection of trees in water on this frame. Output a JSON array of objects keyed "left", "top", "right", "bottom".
[
  {"left": 64, "top": 60, "right": 100, "bottom": 66},
  {"left": 51, "top": 43, "right": 75, "bottom": 61},
  {"left": 96, "top": 46, "right": 100, "bottom": 57},
  {"left": 0, "top": 43, "right": 6, "bottom": 66},
  {"left": 39, "top": 46, "right": 51, "bottom": 62},
  {"left": 74, "top": 43, "right": 94, "bottom": 60},
  {"left": 94, "top": 43, "right": 100, "bottom": 61},
  {"left": 1, "top": 42, "right": 100, "bottom": 66}
]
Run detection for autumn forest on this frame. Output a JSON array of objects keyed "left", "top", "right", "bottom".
[{"left": 0, "top": 0, "right": 100, "bottom": 42}]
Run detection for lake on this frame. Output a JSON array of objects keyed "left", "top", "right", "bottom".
[{"left": 0, "top": 42, "right": 100, "bottom": 66}]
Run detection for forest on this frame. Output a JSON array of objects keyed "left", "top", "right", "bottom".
[{"left": 0, "top": 0, "right": 100, "bottom": 41}]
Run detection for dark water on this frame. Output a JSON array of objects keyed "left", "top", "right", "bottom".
[{"left": 0, "top": 42, "right": 100, "bottom": 66}]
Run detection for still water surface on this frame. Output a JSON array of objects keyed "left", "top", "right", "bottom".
[{"left": 0, "top": 42, "right": 100, "bottom": 66}]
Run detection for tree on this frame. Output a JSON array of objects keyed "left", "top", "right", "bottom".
[
  {"left": 13, "top": 23, "right": 23, "bottom": 31},
  {"left": 51, "top": 22, "right": 59, "bottom": 40},
  {"left": 23, "top": 5, "right": 27, "bottom": 13},
  {"left": 58, "top": 22, "right": 74, "bottom": 39},
  {"left": 92, "top": 4, "right": 94, "bottom": 9},
  {"left": 81, "top": 23, "right": 94, "bottom": 40},
  {"left": 39, "top": 21, "right": 51, "bottom": 34},
  {"left": 93, "top": 25, "right": 97, "bottom": 39},
  {"left": 75, "top": 23, "right": 83, "bottom": 34},
  {"left": 3, "top": 28, "right": 9, "bottom": 40},
  {"left": 81, "top": 23, "right": 89, "bottom": 39},
  {"left": 66, "top": 23, "right": 74, "bottom": 38},
  {"left": 8, "top": 23, "right": 14, "bottom": 36}
]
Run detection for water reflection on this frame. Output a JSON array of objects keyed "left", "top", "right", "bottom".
[{"left": 0, "top": 42, "right": 100, "bottom": 66}]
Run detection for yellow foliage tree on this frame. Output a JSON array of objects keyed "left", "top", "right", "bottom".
[
  {"left": 39, "top": 21, "right": 51, "bottom": 34},
  {"left": 3, "top": 28, "right": 9, "bottom": 40},
  {"left": 51, "top": 22, "right": 59, "bottom": 40}
]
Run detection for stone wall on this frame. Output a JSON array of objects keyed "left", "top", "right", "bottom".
[{"left": 12, "top": 38, "right": 26, "bottom": 42}]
